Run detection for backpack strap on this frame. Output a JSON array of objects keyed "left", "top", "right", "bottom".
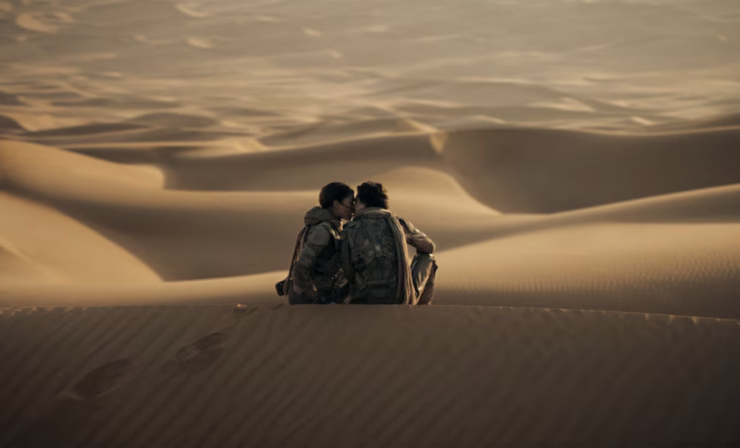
[
  {"left": 317, "top": 221, "right": 341, "bottom": 253},
  {"left": 278, "top": 225, "right": 310, "bottom": 296},
  {"left": 280, "top": 222, "right": 340, "bottom": 297}
]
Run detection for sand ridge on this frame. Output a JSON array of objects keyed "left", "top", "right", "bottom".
[{"left": 1, "top": 128, "right": 739, "bottom": 315}]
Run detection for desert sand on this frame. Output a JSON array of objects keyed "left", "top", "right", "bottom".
[{"left": 1, "top": 0, "right": 740, "bottom": 446}]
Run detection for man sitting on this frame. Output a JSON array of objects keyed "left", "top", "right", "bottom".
[{"left": 340, "top": 181, "right": 437, "bottom": 305}]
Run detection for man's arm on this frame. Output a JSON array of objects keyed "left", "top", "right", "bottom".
[
  {"left": 399, "top": 218, "right": 435, "bottom": 254},
  {"left": 292, "top": 226, "right": 331, "bottom": 299}
]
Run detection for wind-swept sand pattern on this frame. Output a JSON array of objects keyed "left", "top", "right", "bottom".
[
  {"left": 1, "top": 306, "right": 739, "bottom": 447},
  {"left": 2, "top": 0, "right": 740, "bottom": 446}
]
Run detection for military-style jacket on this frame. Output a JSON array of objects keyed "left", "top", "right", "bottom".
[
  {"left": 290, "top": 207, "right": 343, "bottom": 302},
  {"left": 340, "top": 207, "right": 435, "bottom": 305}
]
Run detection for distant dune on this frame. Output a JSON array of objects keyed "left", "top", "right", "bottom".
[{"left": 1, "top": 0, "right": 740, "bottom": 446}]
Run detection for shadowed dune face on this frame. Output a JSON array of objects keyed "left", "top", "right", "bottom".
[
  {"left": 440, "top": 127, "right": 740, "bottom": 212},
  {"left": 2, "top": 0, "right": 740, "bottom": 446}
]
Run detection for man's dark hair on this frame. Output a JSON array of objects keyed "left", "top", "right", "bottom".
[
  {"left": 319, "top": 182, "right": 354, "bottom": 209},
  {"left": 356, "top": 181, "right": 389, "bottom": 209}
]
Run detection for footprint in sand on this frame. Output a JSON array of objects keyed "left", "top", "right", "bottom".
[
  {"left": 165, "top": 331, "right": 227, "bottom": 377},
  {"left": 68, "top": 359, "right": 133, "bottom": 400}
]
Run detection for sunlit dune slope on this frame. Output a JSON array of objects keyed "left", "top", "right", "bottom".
[
  {"left": 2, "top": 126, "right": 739, "bottom": 313},
  {"left": 435, "top": 223, "right": 740, "bottom": 319},
  {"left": 0, "top": 140, "right": 501, "bottom": 280},
  {"left": 0, "top": 192, "right": 160, "bottom": 284}
]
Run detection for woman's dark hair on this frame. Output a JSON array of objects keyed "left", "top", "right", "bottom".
[
  {"left": 356, "top": 181, "right": 389, "bottom": 209},
  {"left": 319, "top": 182, "right": 354, "bottom": 209}
]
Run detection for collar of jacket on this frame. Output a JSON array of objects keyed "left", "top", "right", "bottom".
[
  {"left": 304, "top": 206, "right": 341, "bottom": 228},
  {"left": 353, "top": 207, "right": 393, "bottom": 220}
]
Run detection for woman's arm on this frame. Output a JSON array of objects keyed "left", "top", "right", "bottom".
[{"left": 292, "top": 226, "right": 331, "bottom": 300}]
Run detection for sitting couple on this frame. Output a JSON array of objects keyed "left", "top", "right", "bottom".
[{"left": 277, "top": 181, "right": 438, "bottom": 305}]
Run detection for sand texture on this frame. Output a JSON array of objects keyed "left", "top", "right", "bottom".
[
  {"left": 1, "top": 305, "right": 740, "bottom": 447},
  {"left": 2, "top": 0, "right": 740, "bottom": 446}
]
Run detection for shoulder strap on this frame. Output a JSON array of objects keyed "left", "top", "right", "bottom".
[
  {"left": 286, "top": 225, "right": 310, "bottom": 277},
  {"left": 317, "top": 221, "right": 341, "bottom": 252}
]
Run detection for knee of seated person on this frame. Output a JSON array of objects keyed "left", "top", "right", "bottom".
[
  {"left": 417, "top": 285, "right": 434, "bottom": 305},
  {"left": 425, "top": 253, "right": 438, "bottom": 269},
  {"left": 414, "top": 252, "right": 434, "bottom": 263}
]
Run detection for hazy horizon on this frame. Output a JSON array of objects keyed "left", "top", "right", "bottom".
[{"left": 2, "top": 0, "right": 740, "bottom": 136}]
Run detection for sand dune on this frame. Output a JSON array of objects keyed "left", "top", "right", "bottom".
[
  {"left": 51, "top": 97, "right": 180, "bottom": 110},
  {"left": 126, "top": 112, "right": 221, "bottom": 129},
  {"left": 258, "top": 117, "right": 431, "bottom": 147},
  {"left": 439, "top": 127, "right": 740, "bottom": 213},
  {"left": 1, "top": 306, "right": 738, "bottom": 447},
  {"left": 0, "top": 140, "right": 165, "bottom": 199},
  {"left": 163, "top": 133, "right": 440, "bottom": 191},
  {"left": 654, "top": 112, "right": 740, "bottom": 131},
  {"left": 0, "top": 140, "right": 504, "bottom": 280},
  {"left": 0, "top": 272, "right": 279, "bottom": 308},
  {"left": 2, "top": 127, "right": 740, "bottom": 285},
  {"left": 695, "top": 112, "right": 740, "bottom": 129},
  {"left": 0, "top": 114, "right": 23, "bottom": 131},
  {"left": 22, "top": 123, "right": 147, "bottom": 138},
  {"left": 15, "top": 13, "right": 60, "bottom": 34},
  {"left": 0, "top": 91, "right": 23, "bottom": 106},
  {"left": 435, "top": 223, "right": 740, "bottom": 319},
  {"left": 2, "top": 0, "right": 740, "bottom": 445},
  {"left": 0, "top": 192, "right": 160, "bottom": 285},
  {"left": 551, "top": 183, "right": 740, "bottom": 224},
  {"left": 2, "top": 136, "right": 738, "bottom": 320}
]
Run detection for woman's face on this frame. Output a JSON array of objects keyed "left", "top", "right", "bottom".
[
  {"left": 353, "top": 199, "right": 366, "bottom": 214},
  {"left": 333, "top": 194, "right": 355, "bottom": 221}
]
